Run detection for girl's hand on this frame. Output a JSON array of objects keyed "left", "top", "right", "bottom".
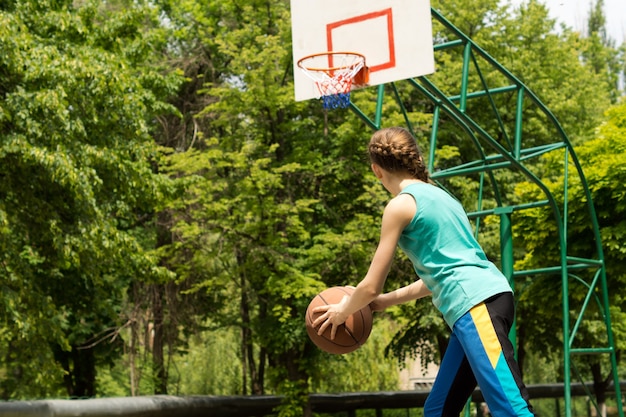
[{"left": 311, "top": 295, "right": 350, "bottom": 340}]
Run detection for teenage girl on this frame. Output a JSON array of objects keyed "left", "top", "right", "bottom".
[{"left": 313, "top": 127, "right": 535, "bottom": 416}]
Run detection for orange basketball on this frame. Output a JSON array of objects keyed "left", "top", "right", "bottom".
[{"left": 305, "top": 286, "right": 373, "bottom": 354}]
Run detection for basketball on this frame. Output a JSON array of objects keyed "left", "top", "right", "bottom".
[{"left": 305, "top": 286, "right": 373, "bottom": 354}]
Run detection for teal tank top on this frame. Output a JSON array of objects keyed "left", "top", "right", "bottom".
[{"left": 398, "top": 182, "right": 512, "bottom": 328}]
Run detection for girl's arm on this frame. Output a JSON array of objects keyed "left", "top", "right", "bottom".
[
  {"left": 312, "top": 193, "right": 416, "bottom": 339},
  {"left": 369, "top": 279, "right": 431, "bottom": 312}
]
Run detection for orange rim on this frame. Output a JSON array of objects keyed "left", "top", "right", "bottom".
[{"left": 297, "top": 51, "right": 366, "bottom": 73}]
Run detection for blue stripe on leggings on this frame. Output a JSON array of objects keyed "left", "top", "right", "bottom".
[{"left": 494, "top": 352, "right": 534, "bottom": 415}]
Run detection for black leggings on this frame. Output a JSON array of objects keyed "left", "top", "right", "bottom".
[{"left": 424, "top": 293, "right": 534, "bottom": 416}]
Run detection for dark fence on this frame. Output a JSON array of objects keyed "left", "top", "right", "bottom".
[{"left": 0, "top": 382, "right": 624, "bottom": 417}]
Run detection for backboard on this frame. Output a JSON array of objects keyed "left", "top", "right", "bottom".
[{"left": 291, "top": 0, "right": 435, "bottom": 102}]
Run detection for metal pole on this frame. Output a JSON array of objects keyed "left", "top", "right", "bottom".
[{"left": 496, "top": 207, "right": 516, "bottom": 352}]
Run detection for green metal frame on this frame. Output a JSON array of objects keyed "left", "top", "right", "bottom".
[{"left": 347, "top": 8, "right": 623, "bottom": 417}]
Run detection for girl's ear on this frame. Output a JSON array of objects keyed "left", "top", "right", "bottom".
[{"left": 371, "top": 163, "right": 384, "bottom": 180}]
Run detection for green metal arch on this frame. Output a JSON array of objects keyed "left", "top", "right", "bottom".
[{"left": 348, "top": 8, "right": 623, "bottom": 417}]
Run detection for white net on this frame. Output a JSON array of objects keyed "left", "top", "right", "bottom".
[{"left": 298, "top": 53, "right": 365, "bottom": 109}]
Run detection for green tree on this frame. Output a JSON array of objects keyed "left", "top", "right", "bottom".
[
  {"left": 513, "top": 102, "right": 626, "bottom": 412},
  {"left": 152, "top": 0, "right": 405, "bottom": 407},
  {"left": 137, "top": 0, "right": 625, "bottom": 402},
  {"left": 150, "top": 0, "right": 625, "bottom": 406},
  {"left": 1, "top": 0, "right": 616, "bottom": 404},
  {"left": 582, "top": 0, "right": 624, "bottom": 102},
  {"left": 0, "top": 0, "right": 180, "bottom": 398}
]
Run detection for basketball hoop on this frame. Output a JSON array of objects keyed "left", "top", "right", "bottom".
[{"left": 297, "top": 52, "right": 369, "bottom": 109}]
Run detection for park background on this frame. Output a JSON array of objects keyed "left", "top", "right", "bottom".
[{"left": 0, "top": 0, "right": 625, "bottom": 415}]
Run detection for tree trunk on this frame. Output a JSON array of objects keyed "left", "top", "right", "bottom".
[
  {"left": 54, "top": 343, "right": 96, "bottom": 398},
  {"left": 240, "top": 269, "right": 262, "bottom": 394},
  {"left": 152, "top": 284, "right": 168, "bottom": 395},
  {"left": 280, "top": 349, "right": 313, "bottom": 417},
  {"left": 129, "top": 316, "right": 139, "bottom": 396},
  {"left": 152, "top": 210, "right": 173, "bottom": 395},
  {"left": 591, "top": 362, "right": 608, "bottom": 417},
  {"left": 71, "top": 346, "right": 96, "bottom": 397}
]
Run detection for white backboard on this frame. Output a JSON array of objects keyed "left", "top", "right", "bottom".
[{"left": 291, "top": 0, "right": 435, "bottom": 102}]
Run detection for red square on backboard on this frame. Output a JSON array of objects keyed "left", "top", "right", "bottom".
[{"left": 326, "top": 8, "right": 396, "bottom": 73}]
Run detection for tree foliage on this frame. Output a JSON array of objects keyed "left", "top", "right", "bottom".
[
  {"left": 511, "top": 101, "right": 626, "bottom": 413},
  {"left": 0, "top": 0, "right": 180, "bottom": 398},
  {"left": 0, "top": 0, "right": 624, "bottom": 408}
]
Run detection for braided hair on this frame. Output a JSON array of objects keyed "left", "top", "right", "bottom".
[{"left": 368, "top": 127, "right": 430, "bottom": 182}]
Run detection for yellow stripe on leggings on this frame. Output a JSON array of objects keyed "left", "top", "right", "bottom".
[{"left": 469, "top": 303, "right": 501, "bottom": 369}]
